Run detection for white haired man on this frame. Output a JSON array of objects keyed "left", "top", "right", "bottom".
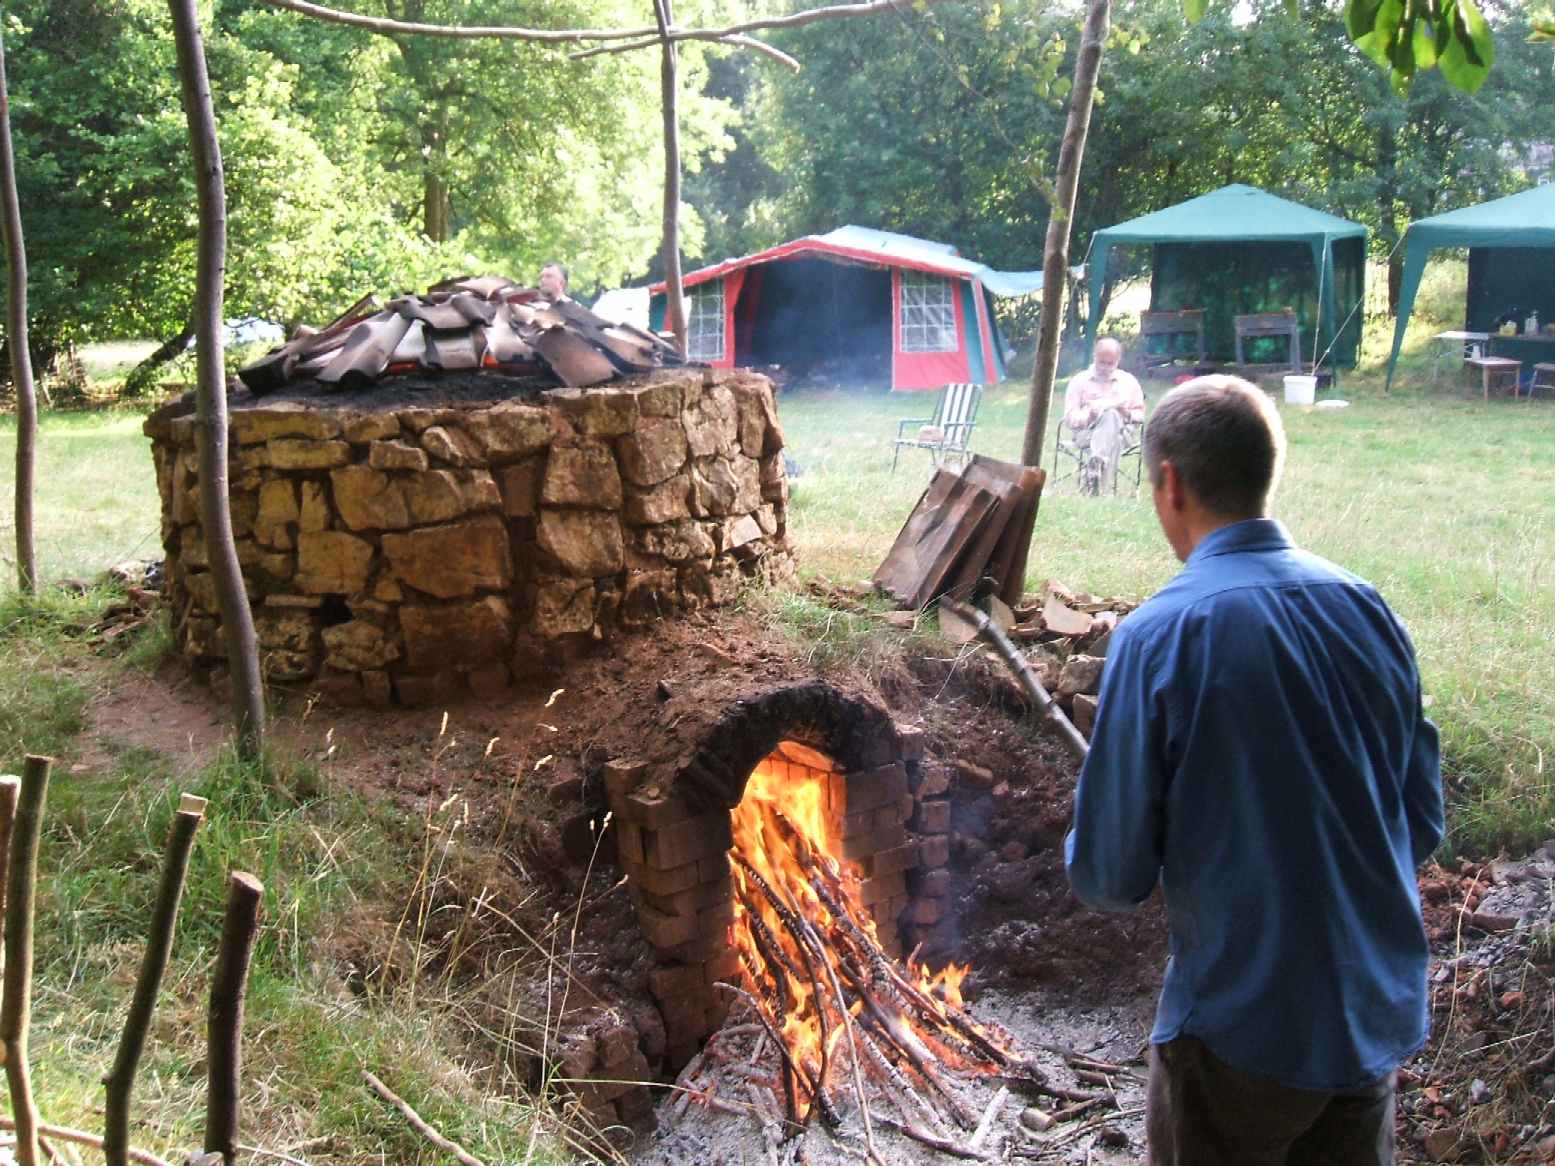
[{"left": 1064, "top": 337, "right": 1145, "bottom": 494}]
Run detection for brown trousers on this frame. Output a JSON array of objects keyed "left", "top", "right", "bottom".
[{"left": 1147, "top": 1036, "right": 1396, "bottom": 1166}]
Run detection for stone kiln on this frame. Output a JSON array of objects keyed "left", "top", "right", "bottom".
[
  {"left": 144, "top": 369, "right": 792, "bottom": 704},
  {"left": 600, "top": 681, "right": 953, "bottom": 1074}
]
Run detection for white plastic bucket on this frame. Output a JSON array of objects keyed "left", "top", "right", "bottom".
[{"left": 1283, "top": 374, "right": 1317, "bottom": 406}]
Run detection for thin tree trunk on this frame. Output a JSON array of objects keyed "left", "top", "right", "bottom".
[
  {"left": 168, "top": 0, "right": 266, "bottom": 757},
  {"left": 104, "top": 799, "right": 205, "bottom": 1166},
  {"left": 204, "top": 871, "right": 263, "bottom": 1166},
  {"left": 654, "top": 0, "right": 687, "bottom": 354},
  {"left": 0, "top": 30, "right": 38, "bottom": 594},
  {"left": 1, "top": 756, "right": 52, "bottom": 1166},
  {"left": 1020, "top": 0, "right": 1110, "bottom": 468}
]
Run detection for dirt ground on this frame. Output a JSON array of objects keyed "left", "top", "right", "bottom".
[{"left": 84, "top": 602, "right": 1555, "bottom": 1165}]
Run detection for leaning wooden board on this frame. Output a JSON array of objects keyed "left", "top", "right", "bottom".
[{"left": 872, "top": 470, "right": 1002, "bottom": 609}]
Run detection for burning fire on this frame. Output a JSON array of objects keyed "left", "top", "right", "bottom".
[{"left": 725, "top": 747, "right": 1018, "bottom": 1126}]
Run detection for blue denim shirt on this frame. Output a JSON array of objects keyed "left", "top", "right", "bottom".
[{"left": 1065, "top": 518, "right": 1444, "bottom": 1090}]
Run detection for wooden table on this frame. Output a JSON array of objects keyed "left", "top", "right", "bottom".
[{"left": 1464, "top": 355, "right": 1521, "bottom": 399}]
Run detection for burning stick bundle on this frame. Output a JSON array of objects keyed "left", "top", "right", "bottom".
[{"left": 716, "top": 759, "right": 1038, "bottom": 1145}]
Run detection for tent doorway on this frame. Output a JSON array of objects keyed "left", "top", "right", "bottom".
[{"left": 739, "top": 258, "right": 893, "bottom": 386}]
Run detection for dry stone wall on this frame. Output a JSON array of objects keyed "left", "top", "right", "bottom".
[{"left": 144, "top": 370, "right": 793, "bottom": 705}]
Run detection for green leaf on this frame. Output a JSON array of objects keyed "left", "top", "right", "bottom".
[
  {"left": 1532, "top": 19, "right": 1555, "bottom": 45},
  {"left": 1181, "top": 0, "right": 1209, "bottom": 24},
  {"left": 1438, "top": 0, "right": 1494, "bottom": 93},
  {"left": 1410, "top": 12, "right": 1439, "bottom": 71}
]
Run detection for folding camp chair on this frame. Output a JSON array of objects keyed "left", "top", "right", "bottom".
[
  {"left": 891, "top": 383, "right": 982, "bottom": 471},
  {"left": 1052, "top": 415, "right": 1145, "bottom": 496}
]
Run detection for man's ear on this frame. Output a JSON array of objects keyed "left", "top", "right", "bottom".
[{"left": 1156, "top": 459, "right": 1185, "bottom": 512}]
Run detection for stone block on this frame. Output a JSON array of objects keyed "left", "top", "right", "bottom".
[
  {"left": 918, "top": 834, "right": 951, "bottom": 869},
  {"left": 621, "top": 569, "right": 677, "bottom": 624},
  {"left": 400, "top": 596, "right": 512, "bottom": 669},
  {"left": 618, "top": 416, "right": 688, "bottom": 486},
  {"left": 634, "top": 380, "right": 683, "bottom": 418},
  {"left": 382, "top": 515, "right": 512, "bottom": 599},
  {"left": 464, "top": 403, "right": 553, "bottom": 459},
  {"left": 330, "top": 466, "right": 409, "bottom": 531},
  {"left": 533, "top": 577, "right": 595, "bottom": 636},
  {"left": 342, "top": 412, "right": 401, "bottom": 443},
  {"left": 253, "top": 479, "right": 299, "bottom": 540},
  {"left": 895, "top": 724, "right": 926, "bottom": 762},
  {"left": 603, "top": 758, "right": 650, "bottom": 801},
  {"left": 912, "top": 799, "right": 952, "bottom": 835},
  {"left": 689, "top": 456, "right": 762, "bottom": 518},
  {"left": 362, "top": 670, "right": 393, "bottom": 706},
  {"left": 399, "top": 407, "right": 457, "bottom": 432},
  {"left": 368, "top": 439, "right": 429, "bottom": 472},
  {"left": 645, "top": 813, "right": 732, "bottom": 870},
  {"left": 538, "top": 509, "right": 624, "bottom": 577},
  {"left": 548, "top": 388, "right": 639, "bottom": 437},
  {"left": 232, "top": 405, "right": 341, "bottom": 445},
  {"left": 728, "top": 379, "right": 772, "bottom": 458},
  {"left": 498, "top": 458, "right": 544, "bottom": 518},
  {"left": 266, "top": 438, "right": 350, "bottom": 470},
  {"left": 1071, "top": 693, "right": 1098, "bottom": 736},
  {"left": 254, "top": 607, "right": 318, "bottom": 655},
  {"left": 682, "top": 385, "right": 739, "bottom": 459},
  {"left": 913, "top": 763, "right": 951, "bottom": 798},
  {"left": 624, "top": 473, "right": 692, "bottom": 525},
  {"left": 419, "top": 424, "right": 483, "bottom": 467},
  {"left": 544, "top": 441, "right": 622, "bottom": 506},
  {"left": 402, "top": 469, "right": 499, "bottom": 524},
  {"left": 680, "top": 555, "right": 741, "bottom": 609},
  {"left": 635, "top": 519, "right": 715, "bottom": 563},
  {"left": 298, "top": 481, "right": 329, "bottom": 532},
  {"left": 1057, "top": 654, "right": 1105, "bottom": 697},
  {"left": 716, "top": 514, "right": 763, "bottom": 554},
  {"left": 321, "top": 619, "right": 400, "bottom": 671},
  {"left": 296, "top": 531, "right": 373, "bottom": 594}
]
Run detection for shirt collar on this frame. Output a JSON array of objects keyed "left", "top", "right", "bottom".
[{"left": 1186, "top": 517, "right": 1293, "bottom": 564}]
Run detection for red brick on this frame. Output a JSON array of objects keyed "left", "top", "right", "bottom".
[
  {"left": 648, "top": 963, "right": 704, "bottom": 1000},
  {"left": 662, "top": 929, "right": 728, "bottom": 963},
  {"left": 631, "top": 859, "right": 700, "bottom": 898},
  {"left": 616, "top": 821, "right": 645, "bottom": 864},
  {"left": 625, "top": 789, "right": 696, "bottom": 830},
  {"left": 911, "top": 867, "right": 952, "bottom": 897},
  {"left": 911, "top": 799, "right": 951, "bottom": 834},
  {"left": 842, "top": 762, "right": 908, "bottom": 814},
  {"left": 703, "top": 949, "right": 742, "bottom": 988},
  {"left": 604, "top": 757, "right": 649, "bottom": 800},
  {"left": 698, "top": 854, "right": 731, "bottom": 882},
  {"left": 918, "top": 835, "right": 951, "bottom": 869},
  {"left": 858, "top": 732, "right": 897, "bottom": 768},
  {"left": 858, "top": 870, "right": 908, "bottom": 906},
  {"left": 776, "top": 739, "right": 834, "bottom": 772},
  {"left": 907, "top": 896, "right": 948, "bottom": 926},
  {"left": 894, "top": 723, "right": 926, "bottom": 762},
  {"left": 638, "top": 902, "right": 699, "bottom": 949},
  {"left": 645, "top": 812, "right": 731, "bottom": 868},
  {"left": 699, "top": 900, "right": 735, "bottom": 935},
  {"left": 842, "top": 823, "right": 906, "bottom": 861},
  {"left": 868, "top": 838, "right": 920, "bottom": 878},
  {"left": 595, "top": 1022, "right": 638, "bottom": 1068},
  {"left": 637, "top": 875, "right": 730, "bottom": 916},
  {"left": 657, "top": 990, "right": 713, "bottom": 1036},
  {"left": 913, "top": 764, "right": 950, "bottom": 798}
]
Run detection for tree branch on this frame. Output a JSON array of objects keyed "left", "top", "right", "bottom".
[{"left": 571, "top": 32, "right": 800, "bottom": 70}]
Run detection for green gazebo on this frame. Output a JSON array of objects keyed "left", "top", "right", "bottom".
[
  {"left": 1384, "top": 183, "right": 1555, "bottom": 390},
  {"left": 1086, "top": 184, "right": 1367, "bottom": 368}
]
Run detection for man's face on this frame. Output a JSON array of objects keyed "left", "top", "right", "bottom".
[
  {"left": 1093, "top": 345, "right": 1121, "bottom": 380},
  {"left": 539, "top": 265, "right": 566, "bottom": 300}
]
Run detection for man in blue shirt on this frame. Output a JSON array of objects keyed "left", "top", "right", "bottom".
[{"left": 1065, "top": 376, "right": 1443, "bottom": 1165}]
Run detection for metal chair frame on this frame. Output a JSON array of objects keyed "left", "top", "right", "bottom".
[
  {"left": 891, "top": 383, "right": 983, "bottom": 472},
  {"left": 1051, "top": 414, "right": 1145, "bottom": 496}
]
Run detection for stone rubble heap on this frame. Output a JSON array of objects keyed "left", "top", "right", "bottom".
[{"left": 145, "top": 369, "right": 792, "bottom": 705}]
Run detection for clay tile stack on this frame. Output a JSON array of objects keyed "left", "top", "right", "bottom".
[{"left": 238, "top": 275, "right": 683, "bottom": 395}]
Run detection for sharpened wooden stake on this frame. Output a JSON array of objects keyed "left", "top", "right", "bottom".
[
  {"left": 104, "top": 796, "right": 206, "bottom": 1166},
  {"left": 1, "top": 756, "right": 51, "bottom": 1166},
  {"left": 204, "top": 871, "right": 263, "bottom": 1166}
]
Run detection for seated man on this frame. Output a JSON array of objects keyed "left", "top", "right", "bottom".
[
  {"left": 537, "top": 260, "right": 572, "bottom": 304},
  {"left": 1064, "top": 337, "right": 1146, "bottom": 493}
]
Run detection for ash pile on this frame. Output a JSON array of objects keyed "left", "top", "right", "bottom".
[{"left": 238, "top": 274, "right": 682, "bottom": 395}]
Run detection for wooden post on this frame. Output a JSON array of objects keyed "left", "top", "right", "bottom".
[
  {"left": 0, "top": 29, "right": 38, "bottom": 593},
  {"left": 104, "top": 796, "right": 207, "bottom": 1166},
  {"left": 1020, "top": 0, "right": 1111, "bottom": 468},
  {"left": 204, "top": 871, "right": 263, "bottom": 1166},
  {"left": 166, "top": 0, "right": 267, "bottom": 757},
  {"left": 653, "top": 0, "right": 687, "bottom": 355},
  {"left": 1, "top": 756, "right": 52, "bottom": 1166}
]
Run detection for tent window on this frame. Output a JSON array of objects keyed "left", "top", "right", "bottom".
[
  {"left": 900, "top": 272, "right": 957, "bottom": 352},
  {"left": 687, "top": 282, "right": 726, "bottom": 361}
]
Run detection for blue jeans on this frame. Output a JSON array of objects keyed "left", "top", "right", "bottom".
[{"left": 1147, "top": 1035, "right": 1396, "bottom": 1165}]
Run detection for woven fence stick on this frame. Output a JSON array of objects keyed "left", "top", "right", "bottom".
[
  {"left": 104, "top": 795, "right": 207, "bottom": 1166},
  {"left": 204, "top": 871, "right": 263, "bottom": 1166},
  {"left": 1, "top": 755, "right": 52, "bottom": 1166}
]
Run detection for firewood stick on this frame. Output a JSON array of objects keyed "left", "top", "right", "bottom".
[
  {"left": 2, "top": 755, "right": 52, "bottom": 1166},
  {"left": 204, "top": 871, "right": 263, "bottom": 1165},
  {"left": 0, "top": 1116, "right": 170, "bottom": 1166},
  {"left": 364, "top": 1071, "right": 486, "bottom": 1166},
  {"left": 717, "top": 983, "right": 809, "bottom": 1132},
  {"left": 852, "top": 1009, "right": 952, "bottom": 1136},
  {"left": 876, "top": 1116, "right": 989, "bottom": 1161},
  {"left": 105, "top": 800, "right": 205, "bottom": 1166},
  {"left": 968, "top": 1085, "right": 1008, "bottom": 1152}
]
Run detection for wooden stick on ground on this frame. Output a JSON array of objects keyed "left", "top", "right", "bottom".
[
  {"left": 364, "top": 1071, "right": 487, "bottom": 1166},
  {"left": 104, "top": 796, "right": 206, "bottom": 1166},
  {"left": 0, "top": 1115, "right": 170, "bottom": 1166},
  {"left": 0, "top": 774, "right": 21, "bottom": 983},
  {"left": 204, "top": 871, "right": 263, "bottom": 1166},
  {"left": 2, "top": 755, "right": 52, "bottom": 1166}
]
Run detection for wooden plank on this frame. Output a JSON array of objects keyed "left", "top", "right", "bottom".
[
  {"left": 941, "top": 461, "right": 1023, "bottom": 601},
  {"left": 871, "top": 469, "right": 960, "bottom": 604},
  {"left": 994, "top": 466, "right": 1047, "bottom": 609},
  {"left": 904, "top": 483, "right": 1002, "bottom": 610}
]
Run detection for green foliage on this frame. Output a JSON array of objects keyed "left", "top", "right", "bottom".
[{"left": 1345, "top": 0, "right": 1494, "bottom": 92}]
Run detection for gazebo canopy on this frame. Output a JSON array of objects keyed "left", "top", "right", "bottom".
[
  {"left": 1087, "top": 184, "right": 1368, "bottom": 367},
  {"left": 1384, "top": 183, "right": 1555, "bottom": 389}
]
